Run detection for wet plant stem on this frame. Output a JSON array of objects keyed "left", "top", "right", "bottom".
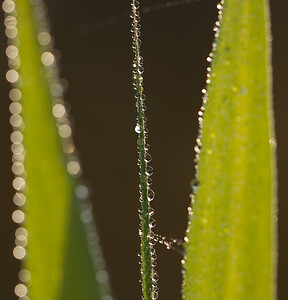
[{"left": 131, "top": 0, "right": 156, "bottom": 299}]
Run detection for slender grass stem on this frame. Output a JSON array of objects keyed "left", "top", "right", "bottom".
[{"left": 131, "top": 1, "right": 158, "bottom": 299}]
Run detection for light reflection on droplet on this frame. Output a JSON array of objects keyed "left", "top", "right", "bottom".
[
  {"left": 6, "top": 45, "right": 18, "bottom": 59},
  {"left": 12, "top": 210, "right": 25, "bottom": 223},
  {"left": 5, "top": 26, "right": 17, "bottom": 38},
  {"left": 80, "top": 210, "right": 93, "bottom": 224},
  {"left": 10, "top": 114, "right": 23, "bottom": 127},
  {"left": 13, "top": 246, "right": 26, "bottom": 260},
  {"left": 6, "top": 69, "right": 19, "bottom": 83},
  {"left": 9, "top": 57, "right": 21, "bottom": 69},
  {"left": 75, "top": 185, "right": 89, "bottom": 199},
  {"left": 14, "top": 283, "right": 27, "bottom": 297},
  {"left": 9, "top": 102, "right": 22, "bottom": 115},
  {"left": 12, "top": 162, "right": 24, "bottom": 175},
  {"left": 38, "top": 31, "right": 51, "bottom": 45},
  {"left": 52, "top": 104, "right": 65, "bottom": 118},
  {"left": 2, "top": 0, "right": 15, "bottom": 13},
  {"left": 11, "top": 134, "right": 23, "bottom": 151},
  {"left": 13, "top": 177, "right": 25, "bottom": 191},
  {"left": 9, "top": 88, "right": 22, "bottom": 101},
  {"left": 13, "top": 193, "right": 26, "bottom": 206},
  {"left": 11, "top": 143, "right": 24, "bottom": 154},
  {"left": 41, "top": 51, "right": 54, "bottom": 66},
  {"left": 4, "top": 16, "right": 17, "bottom": 27},
  {"left": 59, "top": 124, "right": 71, "bottom": 138},
  {"left": 67, "top": 160, "right": 80, "bottom": 175},
  {"left": 16, "top": 227, "right": 28, "bottom": 237},
  {"left": 12, "top": 153, "right": 25, "bottom": 163},
  {"left": 19, "top": 269, "right": 31, "bottom": 283},
  {"left": 15, "top": 234, "right": 27, "bottom": 247}
]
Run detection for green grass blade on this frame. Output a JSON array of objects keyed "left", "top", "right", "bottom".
[
  {"left": 131, "top": 1, "right": 158, "bottom": 299},
  {"left": 6, "top": 0, "right": 111, "bottom": 299},
  {"left": 183, "top": 0, "right": 277, "bottom": 299}
]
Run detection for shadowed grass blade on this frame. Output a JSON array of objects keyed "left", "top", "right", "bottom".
[{"left": 5, "top": 0, "right": 112, "bottom": 299}]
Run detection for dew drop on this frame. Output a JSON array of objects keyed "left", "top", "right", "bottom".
[
  {"left": 12, "top": 177, "right": 25, "bottom": 191},
  {"left": 18, "top": 269, "right": 31, "bottom": 283},
  {"left": 147, "top": 188, "right": 155, "bottom": 201},
  {"left": 9, "top": 88, "right": 22, "bottom": 101},
  {"left": 12, "top": 210, "right": 25, "bottom": 223},
  {"left": 13, "top": 246, "right": 26, "bottom": 260},
  {"left": 145, "top": 166, "right": 153, "bottom": 176},
  {"left": 41, "top": 51, "right": 54, "bottom": 66},
  {"left": 14, "top": 283, "right": 27, "bottom": 297},
  {"left": 38, "top": 31, "right": 51, "bottom": 45},
  {"left": 6, "top": 45, "right": 18, "bottom": 59},
  {"left": 135, "top": 124, "right": 141, "bottom": 133},
  {"left": 2, "top": 0, "right": 15, "bottom": 13},
  {"left": 13, "top": 193, "right": 26, "bottom": 206},
  {"left": 6, "top": 69, "right": 19, "bottom": 83},
  {"left": 52, "top": 104, "right": 65, "bottom": 118},
  {"left": 149, "top": 218, "right": 156, "bottom": 228}
]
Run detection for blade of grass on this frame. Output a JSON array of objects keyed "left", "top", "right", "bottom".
[
  {"left": 131, "top": 1, "right": 158, "bottom": 299},
  {"left": 183, "top": 0, "right": 277, "bottom": 299},
  {"left": 6, "top": 0, "right": 112, "bottom": 299}
]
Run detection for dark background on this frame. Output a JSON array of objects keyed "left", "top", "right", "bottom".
[{"left": 0, "top": 0, "right": 287, "bottom": 299}]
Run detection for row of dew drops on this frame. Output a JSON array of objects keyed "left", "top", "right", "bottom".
[
  {"left": 131, "top": 1, "right": 160, "bottom": 299},
  {"left": 3, "top": 0, "right": 112, "bottom": 299},
  {"left": 182, "top": 0, "right": 225, "bottom": 269}
]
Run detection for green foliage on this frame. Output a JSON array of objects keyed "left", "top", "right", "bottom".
[
  {"left": 183, "top": 0, "right": 277, "bottom": 299},
  {"left": 9, "top": 0, "right": 111, "bottom": 299}
]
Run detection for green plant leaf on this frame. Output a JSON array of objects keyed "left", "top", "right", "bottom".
[
  {"left": 9, "top": 0, "right": 111, "bottom": 299},
  {"left": 183, "top": 0, "right": 277, "bottom": 299}
]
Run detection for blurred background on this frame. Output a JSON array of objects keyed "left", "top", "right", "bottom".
[{"left": 0, "top": 0, "right": 287, "bottom": 299}]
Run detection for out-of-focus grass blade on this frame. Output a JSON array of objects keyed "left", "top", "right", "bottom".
[
  {"left": 8, "top": 0, "right": 111, "bottom": 299},
  {"left": 183, "top": 0, "right": 277, "bottom": 299}
]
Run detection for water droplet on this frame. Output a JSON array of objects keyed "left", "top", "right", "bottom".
[
  {"left": 18, "top": 269, "right": 31, "bottom": 283},
  {"left": 149, "top": 218, "right": 156, "bottom": 228},
  {"left": 12, "top": 210, "right": 25, "bottom": 223},
  {"left": 147, "top": 188, "right": 155, "bottom": 201},
  {"left": 2, "top": 0, "right": 15, "bottom": 13},
  {"left": 145, "top": 153, "right": 152, "bottom": 163},
  {"left": 14, "top": 283, "right": 27, "bottom": 297},
  {"left": 13, "top": 246, "right": 26, "bottom": 260},
  {"left": 52, "top": 104, "right": 65, "bottom": 118},
  {"left": 59, "top": 124, "right": 72, "bottom": 138},
  {"left": 13, "top": 177, "right": 25, "bottom": 191},
  {"left": 13, "top": 193, "right": 26, "bottom": 206},
  {"left": 6, "top": 69, "right": 19, "bottom": 83},
  {"left": 4, "top": 16, "right": 17, "bottom": 27},
  {"left": 38, "top": 31, "right": 51, "bottom": 45},
  {"left": 181, "top": 259, "right": 185, "bottom": 265},
  {"left": 184, "top": 236, "right": 189, "bottom": 242},
  {"left": 6, "top": 45, "right": 18, "bottom": 59},
  {"left": 145, "top": 166, "right": 153, "bottom": 176},
  {"left": 135, "top": 124, "right": 141, "bottom": 133},
  {"left": 67, "top": 160, "right": 81, "bottom": 175},
  {"left": 75, "top": 185, "right": 89, "bottom": 199}
]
